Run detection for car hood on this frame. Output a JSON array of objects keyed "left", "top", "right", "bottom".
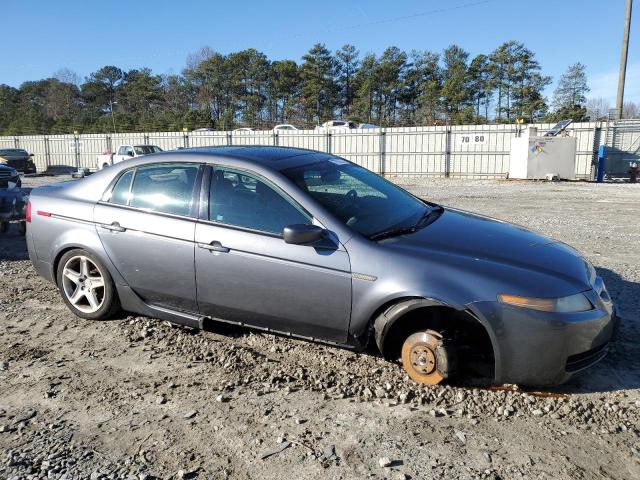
[{"left": 380, "top": 208, "right": 593, "bottom": 291}]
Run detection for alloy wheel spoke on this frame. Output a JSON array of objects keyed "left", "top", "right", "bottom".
[
  {"left": 63, "top": 268, "right": 81, "bottom": 285},
  {"left": 80, "top": 257, "right": 90, "bottom": 277},
  {"left": 69, "top": 286, "right": 85, "bottom": 305},
  {"left": 88, "top": 276, "right": 104, "bottom": 289},
  {"left": 85, "top": 290, "right": 99, "bottom": 310}
]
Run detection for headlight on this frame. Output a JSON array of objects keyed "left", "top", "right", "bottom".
[{"left": 498, "top": 292, "right": 593, "bottom": 312}]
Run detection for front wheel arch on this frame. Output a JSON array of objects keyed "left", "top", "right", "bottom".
[
  {"left": 373, "top": 298, "right": 497, "bottom": 383},
  {"left": 373, "top": 298, "right": 446, "bottom": 357}
]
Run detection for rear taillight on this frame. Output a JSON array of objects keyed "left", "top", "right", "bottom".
[{"left": 26, "top": 201, "right": 31, "bottom": 223}]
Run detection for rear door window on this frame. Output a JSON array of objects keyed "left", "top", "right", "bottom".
[{"left": 129, "top": 163, "right": 200, "bottom": 216}]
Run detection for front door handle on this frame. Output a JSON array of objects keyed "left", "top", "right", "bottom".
[
  {"left": 198, "top": 241, "right": 230, "bottom": 253},
  {"left": 100, "top": 222, "right": 126, "bottom": 232}
]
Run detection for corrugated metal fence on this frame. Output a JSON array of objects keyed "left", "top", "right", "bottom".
[{"left": 0, "top": 121, "right": 623, "bottom": 179}]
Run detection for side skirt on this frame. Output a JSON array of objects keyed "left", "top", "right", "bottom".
[{"left": 116, "top": 283, "right": 358, "bottom": 350}]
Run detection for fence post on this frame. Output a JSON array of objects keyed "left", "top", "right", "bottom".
[
  {"left": 273, "top": 132, "right": 279, "bottom": 146},
  {"left": 44, "top": 136, "right": 51, "bottom": 171},
  {"left": 14, "top": 137, "right": 19, "bottom": 148},
  {"left": 379, "top": 129, "right": 386, "bottom": 175},
  {"left": 227, "top": 131, "right": 232, "bottom": 146},
  {"left": 183, "top": 129, "right": 189, "bottom": 148},
  {"left": 73, "top": 132, "right": 80, "bottom": 171},
  {"left": 444, "top": 126, "right": 452, "bottom": 178},
  {"left": 143, "top": 133, "right": 149, "bottom": 144},
  {"left": 106, "top": 134, "right": 112, "bottom": 153},
  {"left": 326, "top": 131, "right": 332, "bottom": 154}
]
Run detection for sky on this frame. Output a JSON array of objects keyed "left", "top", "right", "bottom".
[{"left": 1, "top": 0, "right": 638, "bottom": 105}]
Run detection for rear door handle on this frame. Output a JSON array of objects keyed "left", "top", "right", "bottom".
[
  {"left": 100, "top": 222, "right": 126, "bottom": 232},
  {"left": 198, "top": 241, "right": 230, "bottom": 253}
]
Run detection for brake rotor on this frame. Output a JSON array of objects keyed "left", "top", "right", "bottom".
[{"left": 401, "top": 330, "right": 453, "bottom": 385}]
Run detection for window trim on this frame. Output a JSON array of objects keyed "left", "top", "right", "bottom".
[
  {"left": 201, "top": 164, "right": 313, "bottom": 238},
  {"left": 101, "top": 162, "right": 204, "bottom": 219}
]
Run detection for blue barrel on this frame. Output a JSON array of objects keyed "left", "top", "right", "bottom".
[{"left": 596, "top": 145, "right": 606, "bottom": 183}]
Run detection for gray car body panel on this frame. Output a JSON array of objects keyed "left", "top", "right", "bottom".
[{"left": 26, "top": 146, "right": 618, "bottom": 386}]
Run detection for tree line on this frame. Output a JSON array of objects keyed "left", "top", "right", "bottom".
[{"left": 0, "top": 41, "right": 632, "bottom": 136}]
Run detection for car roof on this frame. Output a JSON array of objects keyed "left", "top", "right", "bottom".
[
  {"left": 154, "top": 146, "right": 332, "bottom": 171},
  {"left": 46, "top": 146, "right": 338, "bottom": 204}
]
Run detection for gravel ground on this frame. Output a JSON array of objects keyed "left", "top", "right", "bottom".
[{"left": 0, "top": 175, "right": 639, "bottom": 480}]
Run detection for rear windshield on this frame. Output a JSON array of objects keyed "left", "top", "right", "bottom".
[
  {"left": 134, "top": 146, "right": 163, "bottom": 155},
  {"left": 0, "top": 149, "right": 27, "bottom": 156}
]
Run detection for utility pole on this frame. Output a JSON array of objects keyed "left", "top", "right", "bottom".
[
  {"left": 109, "top": 99, "right": 118, "bottom": 134},
  {"left": 615, "top": 0, "right": 633, "bottom": 120}
]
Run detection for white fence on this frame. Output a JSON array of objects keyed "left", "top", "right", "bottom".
[{"left": 0, "top": 122, "right": 616, "bottom": 179}]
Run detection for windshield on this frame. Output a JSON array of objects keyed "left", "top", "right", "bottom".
[
  {"left": 134, "top": 145, "right": 163, "bottom": 155},
  {"left": 282, "top": 157, "right": 431, "bottom": 238}
]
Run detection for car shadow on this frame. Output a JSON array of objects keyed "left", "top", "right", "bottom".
[{"left": 0, "top": 226, "right": 29, "bottom": 261}]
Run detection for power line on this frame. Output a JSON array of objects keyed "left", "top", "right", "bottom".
[{"left": 274, "top": 0, "right": 500, "bottom": 42}]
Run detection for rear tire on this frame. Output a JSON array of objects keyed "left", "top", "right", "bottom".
[
  {"left": 56, "top": 249, "right": 121, "bottom": 320},
  {"left": 400, "top": 330, "right": 455, "bottom": 385}
]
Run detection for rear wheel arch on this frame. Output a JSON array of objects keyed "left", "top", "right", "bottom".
[
  {"left": 52, "top": 244, "right": 118, "bottom": 287},
  {"left": 53, "top": 246, "right": 80, "bottom": 286},
  {"left": 55, "top": 247, "right": 121, "bottom": 320}
]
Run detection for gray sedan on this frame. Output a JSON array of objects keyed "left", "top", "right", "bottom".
[{"left": 26, "top": 147, "right": 618, "bottom": 386}]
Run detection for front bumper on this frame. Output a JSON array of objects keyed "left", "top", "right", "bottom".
[{"left": 469, "top": 296, "right": 618, "bottom": 386}]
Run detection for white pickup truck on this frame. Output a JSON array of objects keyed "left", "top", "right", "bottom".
[{"left": 96, "top": 144, "right": 163, "bottom": 170}]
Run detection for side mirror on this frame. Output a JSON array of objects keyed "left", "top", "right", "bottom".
[
  {"left": 283, "top": 224, "right": 325, "bottom": 245},
  {"left": 29, "top": 153, "right": 34, "bottom": 157},
  {"left": 128, "top": 151, "right": 135, "bottom": 157}
]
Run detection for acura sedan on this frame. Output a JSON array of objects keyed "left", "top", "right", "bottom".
[{"left": 26, "top": 147, "right": 618, "bottom": 386}]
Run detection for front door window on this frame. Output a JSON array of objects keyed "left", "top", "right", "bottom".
[{"left": 209, "top": 167, "right": 310, "bottom": 235}]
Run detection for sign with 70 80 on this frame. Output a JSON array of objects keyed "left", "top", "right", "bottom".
[{"left": 457, "top": 134, "right": 487, "bottom": 146}]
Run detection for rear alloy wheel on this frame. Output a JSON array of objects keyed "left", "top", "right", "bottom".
[
  {"left": 56, "top": 249, "right": 120, "bottom": 320},
  {"left": 401, "top": 330, "right": 455, "bottom": 385}
]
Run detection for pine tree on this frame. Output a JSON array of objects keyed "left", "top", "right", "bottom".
[
  {"left": 335, "top": 44, "right": 360, "bottom": 117},
  {"left": 552, "top": 63, "right": 589, "bottom": 121},
  {"left": 300, "top": 44, "right": 337, "bottom": 124}
]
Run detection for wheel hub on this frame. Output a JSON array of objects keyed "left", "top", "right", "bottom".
[
  {"left": 400, "top": 330, "right": 454, "bottom": 386},
  {"left": 410, "top": 344, "right": 436, "bottom": 375}
]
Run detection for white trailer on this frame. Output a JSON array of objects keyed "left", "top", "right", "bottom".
[{"left": 509, "top": 127, "right": 577, "bottom": 180}]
